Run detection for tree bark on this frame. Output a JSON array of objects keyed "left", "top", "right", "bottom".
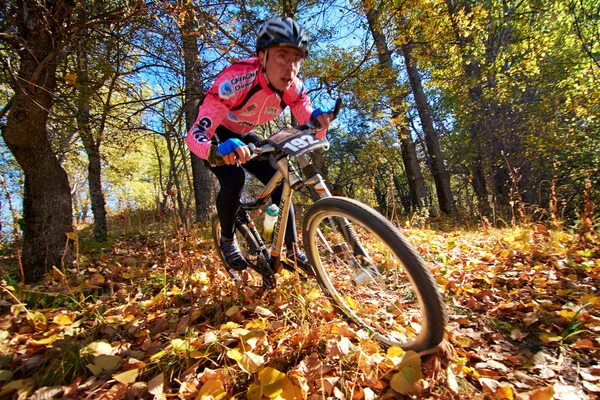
[
  {"left": 401, "top": 41, "right": 456, "bottom": 215},
  {"left": 77, "top": 100, "right": 108, "bottom": 242},
  {"left": 2, "top": 0, "right": 75, "bottom": 282},
  {"left": 446, "top": 0, "right": 492, "bottom": 218},
  {"left": 180, "top": 6, "right": 215, "bottom": 222},
  {"left": 364, "top": 6, "right": 427, "bottom": 211}
]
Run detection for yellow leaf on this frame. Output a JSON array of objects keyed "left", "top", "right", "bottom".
[
  {"left": 30, "top": 334, "right": 59, "bottom": 346},
  {"left": 53, "top": 314, "right": 73, "bottom": 326},
  {"left": 196, "top": 379, "right": 226, "bottom": 400},
  {"left": 229, "top": 350, "right": 264, "bottom": 374},
  {"left": 527, "top": 386, "right": 555, "bottom": 400},
  {"left": 64, "top": 73, "right": 77, "bottom": 85},
  {"left": 86, "top": 363, "right": 102, "bottom": 376},
  {"left": 559, "top": 309, "right": 577, "bottom": 321},
  {"left": 0, "top": 370, "right": 12, "bottom": 382},
  {"left": 81, "top": 340, "right": 113, "bottom": 356},
  {"left": 220, "top": 321, "right": 241, "bottom": 331},
  {"left": 226, "top": 305, "right": 240, "bottom": 316},
  {"left": 495, "top": 384, "right": 514, "bottom": 399},
  {"left": 390, "top": 367, "right": 422, "bottom": 395},
  {"left": 581, "top": 295, "right": 600, "bottom": 306},
  {"left": 263, "top": 378, "right": 287, "bottom": 398},
  {"left": 171, "top": 338, "right": 188, "bottom": 351},
  {"left": 151, "top": 350, "right": 166, "bottom": 362},
  {"left": 65, "top": 231, "right": 78, "bottom": 240},
  {"left": 277, "top": 377, "right": 302, "bottom": 399},
  {"left": 390, "top": 351, "right": 423, "bottom": 395},
  {"left": 247, "top": 383, "right": 263, "bottom": 400},
  {"left": 539, "top": 333, "right": 562, "bottom": 344},
  {"left": 226, "top": 348, "right": 243, "bottom": 362},
  {"left": 93, "top": 355, "right": 121, "bottom": 370},
  {"left": 245, "top": 318, "right": 268, "bottom": 330},
  {"left": 190, "top": 350, "right": 207, "bottom": 359},
  {"left": 345, "top": 296, "right": 357, "bottom": 310},
  {"left": 113, "top": 368, "right": 139, "bottom": 384},
  {"left": 259, "top": 367, "right": 287, "bottom": 386},
  {"left": 257, "top": 367, "right": 289, "bottom": 398},
  {"left": 306, "top": 288, "right": 321, "bottom": 301},
  {"left": 93, "top": 273, "right": 105, "bottom": 284},
  {"left": 387, "top": 346, "right": 405, "bottom": 359},
  {"left": 0, "top": 379, "right": 28, "bottom": 398},
  {"left": 122, "top": 272, "right": 132, "bottom": 279}
]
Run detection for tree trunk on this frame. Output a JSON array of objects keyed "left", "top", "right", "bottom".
[
  {"left": 446, "top": 0, "right": 492, "bottom": 218},
  {"left": 364, "top": 6, "right": 427, "bottom": 211},
  {"left": 77, "top": 91, "right": 108, "bottom": 242},
  {"left": 78, "top": 116, "right": 108, "bottom": 242},
  {"left": 2, "top": 0, "right": 75, "bottom": 282},
  {"left": 180, "top": 6, "right": 215, "bottom": 222},
  {"left": 401, "top": 41, "right": 456, "bottom": 215}
]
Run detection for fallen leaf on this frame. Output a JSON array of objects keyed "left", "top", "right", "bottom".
[
  {"left": 103, "top": 383, "right": 127, "bottom": 400},
  {"left": 81, "top": 340, "right": 113, "bottom": 356},
  {"left": 389, "top": 351, "right": 422, "bottom": 395},
  {"left": 93, "top": 355, "right": 121, "bottom": 370},
  {"left": 30, "top": 334, "right": 59, "bottom": 346},
  {"left": 113, "top": 368, "right": 139, "bottom": 384},
  {"left": 53, "top": 314, "right": 73, "bottom": 326},
  {"left": 148, "top": 373, "right": 164, "bottom": 397},
  {"left": 226, "top": 305, "right": 240, "bottom": 316},
  {"left": 196, "top": 379, "right": 226, "bottom": 400}
]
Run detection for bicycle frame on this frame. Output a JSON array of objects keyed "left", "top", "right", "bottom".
[{"left": 235, "top": 137, "right": 333, "bottom": 274}]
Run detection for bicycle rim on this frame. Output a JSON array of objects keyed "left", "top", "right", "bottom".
[{"left": 303, "top": 197, "right": 446, "bottom": 351}]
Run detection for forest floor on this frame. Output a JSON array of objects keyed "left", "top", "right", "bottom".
[{"left": 0, "top": 216, "right": 599, "bottom": 399}]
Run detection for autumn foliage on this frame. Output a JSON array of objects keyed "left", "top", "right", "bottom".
[{"left": 1, "top": 217, "right": 599, "bottom": 399}]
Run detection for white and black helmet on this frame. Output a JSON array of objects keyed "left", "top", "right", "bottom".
[{"left": 256, "top": 17, "right": 310, "bottom": 58}]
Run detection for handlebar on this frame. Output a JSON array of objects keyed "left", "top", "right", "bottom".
[{"left": 210, "top": 98, "right": 343, "bottom": 167}]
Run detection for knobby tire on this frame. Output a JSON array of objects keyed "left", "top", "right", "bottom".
[{"left": 303, "top": 197, "right": 446, "bottom": 352}]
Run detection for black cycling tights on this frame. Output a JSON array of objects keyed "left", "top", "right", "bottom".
[{"left": 207, "top": 128, "right": 297, "bottom": 245}]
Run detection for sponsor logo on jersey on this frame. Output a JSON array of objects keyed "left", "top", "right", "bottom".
[
  {"left": 218, "top": 82, "right": 235, "bottom": 99},
  {"left": 239, "top": 103, "right": 258, "bottom": 117},
  {"left": 230, "top": 71, "right": 257, "bottom": 92},
  {"left": 230, "top": 71, "right": 257, "bottom": 86},
  {"left": 237, "top": 121, "right": 258, "bottom": 128},
  {"left": 266, "top": 107, "right": 281, "bottom": 116},
  {"left": 192, "top": 117, "right": 212, "bottom": 142}
]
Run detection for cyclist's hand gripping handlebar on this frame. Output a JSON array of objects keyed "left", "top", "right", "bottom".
[
  {"left": 208, "top": 98, "right": 342, "bottom": 166},
  {"left": 308, "top": 98, "right": 343, "bottom": 131}
]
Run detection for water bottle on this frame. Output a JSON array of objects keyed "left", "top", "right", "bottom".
[{"left": 262, "top": 204, "right": 279, "bottom": 241}]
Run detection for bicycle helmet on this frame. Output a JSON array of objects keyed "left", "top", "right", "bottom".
[{"left": 256, "top": 17, "right": 310, "bottom": 58}]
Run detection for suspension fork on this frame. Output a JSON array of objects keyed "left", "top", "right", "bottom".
[{"left": 297, "top": 155, "right": 371, "bottom": 261}]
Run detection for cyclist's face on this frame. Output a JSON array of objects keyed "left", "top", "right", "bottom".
[{"left": 260, "top": 47, "right": 304, "bottom": 91}]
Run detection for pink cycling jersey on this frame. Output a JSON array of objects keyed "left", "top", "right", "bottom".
[{"left": 186, "top": 57, "right": 314, "bottom": 160}]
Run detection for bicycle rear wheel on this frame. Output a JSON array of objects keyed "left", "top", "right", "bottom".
[
  {"left": 211, "top": 214, "right": 275, "bottom": 288},
  {"left": 303, "top": 197, "right": 446, "bottom": 351}
]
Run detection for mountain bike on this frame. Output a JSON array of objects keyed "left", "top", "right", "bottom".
[{"left": 211, "top": 100, "right": 446, "bottom": 352}]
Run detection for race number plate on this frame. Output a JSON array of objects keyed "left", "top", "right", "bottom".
[{"left": 268, "top": 128, "right": 329, "bottom": 156}]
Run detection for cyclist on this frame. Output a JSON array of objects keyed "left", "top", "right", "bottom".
[{"left": 186, "top": 16, "right": 334, "bottom": 271}]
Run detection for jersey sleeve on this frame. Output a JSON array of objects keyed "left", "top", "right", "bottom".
[
  {"left": 186, "top": 64, "right": 248, "bottom": 159},
  {"left": 285, "top": 78, "right": 313, "bottom": 125}
]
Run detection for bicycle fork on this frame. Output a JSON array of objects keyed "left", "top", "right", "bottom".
[{"left": 296, "top": 155, "right": 380, "bottom": 282}]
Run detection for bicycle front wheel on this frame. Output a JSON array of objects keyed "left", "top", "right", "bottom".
[{"left": 303, "top": 197, "right": 446, "bottom": 351}]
